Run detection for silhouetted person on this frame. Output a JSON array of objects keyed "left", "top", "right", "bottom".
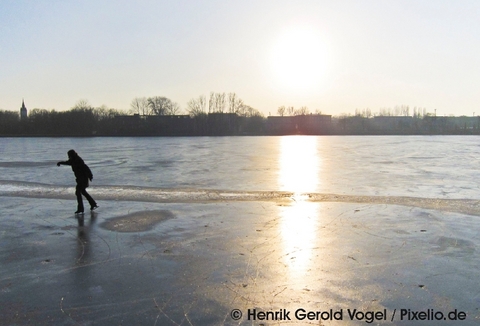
[{"left": 57, "top": 149, "right": 98, "bottom": 214}]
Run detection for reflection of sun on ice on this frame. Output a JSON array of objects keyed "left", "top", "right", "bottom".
[
  {"left": 279, "top": 136, "right": 320, "bottom": 194},
  {"left": 280, "top": 201, "right": 318, "bottom": 276},
  {"left": 278, "top": 136, "right": 321, "bottom": 281},
  {"left": 271, "top": 26, "right": 329, "bottom": 93}
]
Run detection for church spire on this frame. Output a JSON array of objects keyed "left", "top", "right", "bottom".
[{"left": 20, "top": 99, "right": 27, "bottom": 120}]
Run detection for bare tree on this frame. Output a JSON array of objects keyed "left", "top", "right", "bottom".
[
  {"left": 294, "top": 106, "right": 309, "bottom": 115},
  {"left": 207, "top": 92, "right": 227, "bottom": 113},
  {"left": 355, "top": 108, "right": 372, "bottom": 118},
  {"left": 243, "top": 105, "right": 263, "bottom": 117},
  {"left": 93, "top": 105, "right": 118, "bottom": 120},
  {"left": 73, "top": 99, "right": 93, "bottom": 110},
  {"left": 378, "top": 107, "right": 392, "bottom": 116},
  {"left": 197, "top": 92, "right": 254, "bottom": 115},
  {"left": 166, "top": 102, "right": 181, "bottom": 115},
  {"left": 413, "top": 107, "right": 427, "bottom": 118},
  {"left": 130, "top": 97, "right": 148, "bottom": 115},
  {"left": 277, "top": 106, "right": 286, "bottom": 116},
  {"left": 187, "top": 95, "right": 207, "bottom": 117},
  {"left": 208, "top": 92, "right": 215, "bottom": 113},
  {"left": 228, "top": 93, "right": 245, "bottom": 114},
  {"left": 214, "top": 92, "right": 226, "bottom": 113},
  {"left": 286, "top": 106, "right": 295, "bottom": 116},
  {"left": 147, "top": 96, "right": 180, "bottom": 115}
]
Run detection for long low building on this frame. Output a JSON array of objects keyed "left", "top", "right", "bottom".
[{"left": 267, "top": 114, "right": 332, "bottom": 135}]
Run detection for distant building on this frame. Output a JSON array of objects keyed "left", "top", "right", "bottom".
[
  {"left": 267, "top": 114, "right": 332, "bottom": 135},
  {"left": 20, "top": 99, "right": 28, "bottom": 120},
  {"left": 371, "top": 116, "right": 414, "bottom": 132}
]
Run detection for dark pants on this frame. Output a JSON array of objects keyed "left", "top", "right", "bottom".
[{"left": 75, "top": 180, "right": 96, "bottom": 212}]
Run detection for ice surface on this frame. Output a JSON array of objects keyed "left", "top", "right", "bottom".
[
  {"left": 2, "top": 136, "right": 480, "bottom": 324},
  {"left": 2, "top": 180, "right": 480, "bottom": 217},
  {"left": 1, "top": 197, "right": 480, "bottom": 325}
]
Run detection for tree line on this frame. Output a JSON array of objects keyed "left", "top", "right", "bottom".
[
  {"left": 2, "top": 101, "right": 123, "bottom": 136},
  {"left": 0, "top": 93, "right": 266, "bottom": 136},
  {"left": 129, "top": 92, "right": 263, "bottom": 118},
  {"left": 353, "top": 106, "right": 428, "bottom": 118},
  {"left": 2, "top": 96, "right": 480, "bottom": 136},
  {"left": 276, "top": 105, "right": 323, "bottom": 116}
]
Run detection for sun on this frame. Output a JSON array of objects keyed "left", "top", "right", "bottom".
[{"left": 271, "top": 26, "right": 329, "bottom": 94}]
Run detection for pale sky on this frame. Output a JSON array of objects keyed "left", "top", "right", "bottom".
[{"left": 1, "top": 0, "right": 479, "bottom": 117}]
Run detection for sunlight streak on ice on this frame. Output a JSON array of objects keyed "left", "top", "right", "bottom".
[{"left": 278, "top": 136, "right": 321, "bottom": 279}]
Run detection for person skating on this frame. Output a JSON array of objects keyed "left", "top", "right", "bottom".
[{"left": 57, "top": 149, "right": 98, "bottom": 214}]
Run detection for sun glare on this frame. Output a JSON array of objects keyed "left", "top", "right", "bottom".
[
  {"left": 271, "top": 26, "right": 329, "bottom": 94},
  {"left": 278, "top": 136, "right": 321, "bottom": 280},
  {"left": 280, "top": 200, "right": 318, "bottom": 279},
  {"left": 279, "top": 136, "right": 320, "bottom": 194}
]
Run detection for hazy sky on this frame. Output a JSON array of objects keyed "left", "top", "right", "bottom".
[{"left": 1, "top": 0, "right": 479, "bottom": 116}]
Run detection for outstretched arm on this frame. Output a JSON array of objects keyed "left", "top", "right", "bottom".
[{"left": 57, "top": 160, "right": 71, "bottom": 167}]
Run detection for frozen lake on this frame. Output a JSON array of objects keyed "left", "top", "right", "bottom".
[
  {"left": 1, "top": 135, "right": 480, "bottom": 200},
  {"left": 1, "top": 136, "right": 480, "bottom": 325}
]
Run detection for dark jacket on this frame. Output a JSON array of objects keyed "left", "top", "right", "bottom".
[{"left": 58, "top": 156, "right": 93, "bottom": 187}]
